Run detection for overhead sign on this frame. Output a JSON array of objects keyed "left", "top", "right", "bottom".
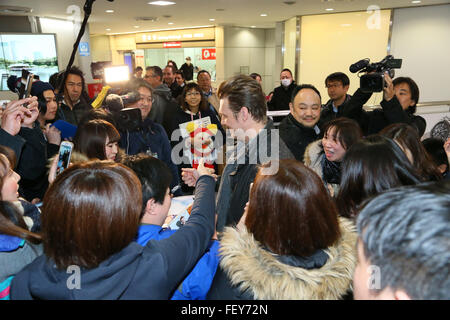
[
  {"left": 163, "top": 42, "right": 182, "bottom": 48},
  {"left": 202, "top": 48, "right": 216, "bottom": 60},
  {"left": 78, "top": 42, "right": 90, "bottom": 57},
  {"left": 136, "top": 27, "right": 215, "bottom": 44}
]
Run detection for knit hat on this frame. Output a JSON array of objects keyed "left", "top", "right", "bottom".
[{"left": 30, "top": 81, "right": 54, "bottom": 97}]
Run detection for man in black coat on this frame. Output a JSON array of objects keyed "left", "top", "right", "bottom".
[
  {"left": 55, "top": 66, "right": 92, "bottom": 126},
  {"left": 267, "top": 68, "right": 296, "bottom": 112},
  {"left": 180, "top": 56, "right": 194, "bottom": 81},
  {"left": 342, "top": 74, "right": 426, "bottom": 137},
  {"left": 279, "top": 84, "right": 322, "bottom": 163}
]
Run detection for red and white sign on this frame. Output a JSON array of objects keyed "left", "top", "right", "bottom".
[
  {"left": 163, "top": 42, "right": 182, "bottom": 48},
  {"left": 202, "top": 48, "right": 216, "bottom": 60}
]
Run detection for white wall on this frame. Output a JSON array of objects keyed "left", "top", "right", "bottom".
[
  {"left": 39, "top": 18, "right": 80, "bottom": 71},
  {"left": 222, "top": 27, "right": 266, "bottom": 79},
  {"left": 221, "top": 26, "right": 275, "bottom": 95},
  {"left": 39, "top": 18, "right": 93, "bottom": 82},
  {"left": 390, "top": 4, "right": 450, "bottom": 103}
]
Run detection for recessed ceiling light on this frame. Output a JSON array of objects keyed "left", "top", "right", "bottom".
[
  {"left": 105, "top": 10, "right": 114, "bottom": 13},
  {"left": 326, "top": 8, "right": 334, "bottom": 11},
  {"left": 106, "top": 28, "right": 111, "bottom": 31},
  {"left": 168, "top": 22, "right": 174, "bottom": 25},
  {"left": 209, "top": 18, "right": 215, "bottom": 21},
  {"left": 260, "top": 13, "right": 268, "bottom": 17},
  {"left": 411, "top": 0, "right": 421, "bottom": 3},
  {"left": 148, "top": 1, "right": 176, "bottom": 5},
  {"left": 134, "top": 26, "right": 140, "bottom": 28},
  {"left": 251, "top": 26, "right": 256, "bottom": 28}
]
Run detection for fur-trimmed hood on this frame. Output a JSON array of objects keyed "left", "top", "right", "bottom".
[
  {"left": 304, "top": 139, "right": 340, "bottom": 197},
  {"left": 217, "top": 217, "right": 357, "bottom": 300},
  {"left": 304, "top": 139, "right": 323, "bottom": 175}
]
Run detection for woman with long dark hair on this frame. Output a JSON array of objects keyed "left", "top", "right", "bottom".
[
  {"left": 380, "top": 123, "right": 442, "bottom": 181},
  {"left": 304, "top": 117, "right": 362, "bottom": 196},
  {"left": 336, "top": 135, "right": 422, "bottom": 219}
]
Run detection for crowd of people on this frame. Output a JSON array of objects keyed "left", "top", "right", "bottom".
[{"left": 0, "top": 57, "right": 449, "bottom": 301}]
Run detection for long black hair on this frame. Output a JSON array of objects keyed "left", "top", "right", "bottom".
[{"left": 336, "top": 135, "right": 422, "bottom": 219}]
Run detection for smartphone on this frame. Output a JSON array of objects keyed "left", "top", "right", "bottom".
[
  {"left": 22, "top": 73, "right": 35, "bottom": 105},
  {"left": 56, "top": 141, "right": 73, "bottom": 176}
]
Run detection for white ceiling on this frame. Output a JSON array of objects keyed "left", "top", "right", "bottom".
[{"left": 1, "top": 0, "right": 449, "bottom": 35}]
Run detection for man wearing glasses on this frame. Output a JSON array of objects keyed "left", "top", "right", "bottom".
[
  {"left": 144, "top": 66, "right": 178, "bottom": 133},
  {"left": 120, "top": 80, "right": 182, "bottom": 196},
  {"left": 320, "top": 72, "right": 352, "bottom": 130}
]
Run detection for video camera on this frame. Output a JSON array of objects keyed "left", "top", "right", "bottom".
[{"left": 349, "top": 55, "right": 402, "bottom": 93}]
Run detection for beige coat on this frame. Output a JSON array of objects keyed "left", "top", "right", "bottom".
[{"left": 218, "top": 217, "right": 357, "bottom": 300}]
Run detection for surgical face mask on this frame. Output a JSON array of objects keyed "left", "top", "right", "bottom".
[{"left": 281, "top": 78, "right": 292, "bottom": 87}]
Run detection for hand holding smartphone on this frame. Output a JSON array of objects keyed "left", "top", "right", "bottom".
[{"left": 55, "top": 141, "right": 73, "bottom": 176}]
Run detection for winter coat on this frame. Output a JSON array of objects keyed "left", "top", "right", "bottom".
[
  {"left": 0, "top": 201, "right": 43, "bottom": 300},
  {"left": 135, "top": 224, "right": 219, "bottom": 300},
  {"left": 342, "top": 88, "right": 426, "bottom": 136},
  {"left": 279, "top": 113, "right": 321, "bottom": 163},
  {"left": 320, "top": 94, "right": 352, "bottom": 131},
  {"left": 10, "top": 175, "right": 216, "bottom": 300},
  {"left": 17, "top": 122, "right": 59, "bottom": 201},
  {"left": 303, "top": 139, "right": 340, "bottom": 197},
  {"left": 56, "top": 97, "right": 93, "bottom": 127},
  {"left": 0, "top": 129, "right": 25, "bottom": 166},
  {"left": 119, "top": 118, "right": 181, "bottom": 194},
  {"left": 150, "top": 84, "right": 177, "bottom": 126},
  {"left": 207, "top": 217, "right": 357, "bottom": 300},
  {"left": 267, "top": 82, "right": 296, "bottom": 111}
]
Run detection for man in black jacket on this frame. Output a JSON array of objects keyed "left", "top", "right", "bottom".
[
  {"left": 267, "top": 68, "right": 296, "bottom": 112},
  {"left": 55, "top": 66, "right": 92, "bottom": 126},
  {"left": 320, "top": 72, "right": 352, "bottom": 130},
  {"left": 163, "top": 65, "right": 183, "bottom": 99},
  {"left": 342, "top": 74, "right": 426, "bottom": 137},
  {"left": 179, "top": 56, "right": 194, "bottom": 81},
  {"left": 279, "top": 84, "right": 322, "bottom": 162}
]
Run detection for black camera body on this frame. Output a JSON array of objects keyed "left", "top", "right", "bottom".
[
  {"left": 350, "top": 55, "right": 402, "bottom": 93},
  {"left": 112, "top": 107, "right": 142, "bottom": 132}
]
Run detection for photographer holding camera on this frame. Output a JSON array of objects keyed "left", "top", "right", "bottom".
[
  {"left": 342, "top": 56, "right": 426, "bottom": 137},
  {"left": 116, "top": 81, "right": 182, "bottom": 196}
]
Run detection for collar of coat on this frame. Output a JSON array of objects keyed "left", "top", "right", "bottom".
[{"left": 218, "top": 217, "right": 357, "bottom": 300}]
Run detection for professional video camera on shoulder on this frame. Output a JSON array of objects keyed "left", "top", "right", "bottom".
[
  {"left": 349, "top": 55, "right": 402, "bottom": 93},
  {"left": 102, "top": 91, "right": 142, "bottom": 132}
]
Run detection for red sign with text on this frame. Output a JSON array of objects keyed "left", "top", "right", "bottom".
[
  {"left": 163, "top": 42, "right": 182, "bottom": 48},
  {"left": 202, "top": 48, "right": 216, "bottom": 60}
]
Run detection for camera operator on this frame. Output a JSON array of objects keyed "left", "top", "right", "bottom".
[
  {"left": 342, "top": 71, "right": 426, "bottom": 137},
  {"left": 117, "top": 81, "right": 182, "bottom": 196}
]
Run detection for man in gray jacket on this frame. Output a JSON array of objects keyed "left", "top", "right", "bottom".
[{"left": 144, "top": 66, "right": 178, "bottom": 130}]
